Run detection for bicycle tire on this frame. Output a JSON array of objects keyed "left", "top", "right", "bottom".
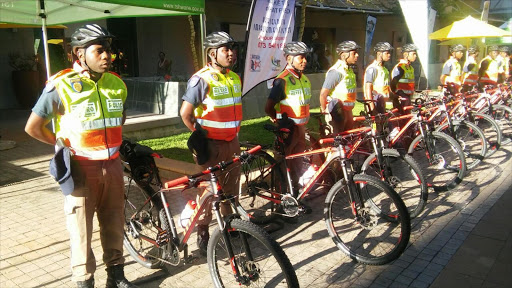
[
  {"left": 407, "top": 131, "right": 467, "bottom": 192},
  {"left": 435, "top": 120, "right": 487, "bottom": 170},
  {"left": 360, "top": 148, "right": 428, "bottom": 218},
  {"left": 207, "top": 218, "right": 299, "bottom": 288},
  {"left": 237, "top": 148, "right": 285, "bottom": 224},
  {"left": 123, "top": 176, "right": 164, "bottom": 269},
  {"left": 471, "top": 112, "right": 502, "bottom": 157},
  {"left": 324, "top": 174, "right": 411, "bottom": 265},
  {"left": 480, "top": 104, "right": 512, "bottom": 145}
]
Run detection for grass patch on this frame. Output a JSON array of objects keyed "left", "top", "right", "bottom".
[{"left": 139, "top": 103, "right": 367, "bottom": 163}]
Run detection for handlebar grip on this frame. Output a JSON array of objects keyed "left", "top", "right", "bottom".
[
  {"left": 245, "top": 145, "right": 262, "bottom": 155},
  {"left": 164, "top": 176, "right": 189, "bottom": 189},
  {"left": 319, "top": 138, "right": 334, "bottom": 145},
  {"left": 353, "top": 116, "right": 366, "bottom": 122}
]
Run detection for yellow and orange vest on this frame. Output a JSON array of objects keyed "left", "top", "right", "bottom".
[
  {"left": 393, "top": 59, "right": 415, "bottom": 96},
  {"left": 274, "top": 69, "right": 311, "bottom": 125},
  {"left": 479, "top": 55, "right": 499, "bottom": 85},
  {"left": 327, "top": 60, "right": 357, "bottom": 109},
  {"left": 364, "top": 60, "right": 391, "bottom": 98}
]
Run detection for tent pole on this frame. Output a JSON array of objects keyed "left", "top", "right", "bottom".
[
  {"left": 200, "top": 13, "right": 206, "bottom": 67},
  {"left": 39, "top": 0, "right": 51, "bottom": 79}
]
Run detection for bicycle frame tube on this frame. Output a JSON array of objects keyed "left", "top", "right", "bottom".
[{"left": 388, "top": 114, "right": 416, "bottom": 146}]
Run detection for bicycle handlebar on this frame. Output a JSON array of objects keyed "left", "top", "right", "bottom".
[{"left": 163, "top": 145, "right": 262, "bottom": 189}]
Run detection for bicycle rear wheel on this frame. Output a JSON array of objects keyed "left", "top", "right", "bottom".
[
  {"left": 408, "top": 131, "right": 467, "bottom": 192},
  {"left": 472, "top": 112, "right": 502, "bottom": 157},
  {"left": 123, "top": 177, "right": 165, "bottom": 268},
  {"left": 360, "top": 148, "right": 428, "bottom": 218},
  {"left": 480, "top": 105, "right": 512, "bottom": 145},
  {"left": 435, "top": 121, "right": 487, "bottom": 170},
  {"left": 324, "top": 174, "right": 411, "bottom": 265},
  {"left": 237, "top": 149, "right": 285, "bottom": 224},
  {"left": 208, "top": 218, "right": 299, "bottom": 287}
]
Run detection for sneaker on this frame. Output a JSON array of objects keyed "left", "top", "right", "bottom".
[{"left": 197, "top": 225, "right": 209, "bottom": 257}]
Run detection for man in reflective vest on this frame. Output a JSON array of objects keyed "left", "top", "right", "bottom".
[
  {"left": 463, "top": 45, "right": 480, "bottom": 92},
  {"left": 440, "top": 44, "right": 465, "bottom": 94},
  {"left": 320, "top": 41, "right": 360, "bottom": 133},
  {"left": 180, "top": 31, "right": 242, "bottom": 256},
  {"left": 24, "top": 24, "right": 136, "bottom": 288},
  {"left": 497, "top": 46, "right": 510, "bottom": 83},
  {"left": 364, "top": 42, "right": 394, "bottom": 114},
  {"left": 265, "top": 41, "right": 311, "bottom": 198},
  {"left": 479, "top": 45, "right": 500, "bottom": 87},
  {"left": 391, "top": 43, "right": 418, "bottom": 114}
]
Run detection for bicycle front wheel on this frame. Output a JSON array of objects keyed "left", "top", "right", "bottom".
[
  {"left": 435, "top": 121, "right": 487, "bottom": 170},
  {"left": 480, "top": 104, "right": 512, "bottom": 145},
  {"left": 360, "top": 148, "right": 428, "bottom": 218},
  {"left": 408, "top": 131, "right": 467, "bottom": 192},
  {"left": 208, "top": 218, "right": 299, "bottom": 288},
  {"left": 123, "top": 177, "right": 164, "bottom": 268},
  {"left": 237, "top": 149, "right": 285, "bottom": 224},
  {"left": 324, "top": 174, "right": 411, "bottom": 265}
]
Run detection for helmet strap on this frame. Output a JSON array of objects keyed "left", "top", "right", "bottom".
[{"left": 209, "top": 48, "right": 230, "bottom": 72}]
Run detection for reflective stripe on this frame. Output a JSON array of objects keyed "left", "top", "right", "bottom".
[
  {"left": 398, "top": 78, "right": 414, "bottom": 83},
  {"left": 280, "top": 97, "right": 311, "bottom": 106},
  {"left": 196, "top": 119, "right": 241, "bottom": 129},
  {"left": 342, "top": 102, "right": 355, "bottom": 106},
  {"left": 82, "top": 117, "right": 123, "bottom": 130},
  {"left": 204, "top": 96, "right": 242, "bottom": 107},
  {"left": 74, "top": 146, "right": 120, "bottom": 160},
  {"left": 276, "top": 114, "right": 309, "bottom": 125}
]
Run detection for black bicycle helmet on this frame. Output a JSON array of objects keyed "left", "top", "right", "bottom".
[
  {"left": 499, "top": 46, "right": 510, "bottom": 53},
  {"left": 336, "top": 41, "right": 361, "bottom": 54},
  {"left": 71, "top": 24, "right": 114, "bottom": 54},
  {"left": 374, "top": 42, "right": 394, "bottom": 52},
  {"left": 449, "top": 44, "right": 466, "bottom": 53},
  {"left": 467, "top": 45, "right": 480, "bottom": 54},
  {"left": 488, "top": 45, "right": 499, "bottom": 52},
  {"left": 402, "top": 43, "right": 418, "bottom": 52},
  {"left": 283, "top": 41, "right": 312, "bottom": 56},
  {"left": 204, "top": 31, "right": 235, "bottom": 48}
]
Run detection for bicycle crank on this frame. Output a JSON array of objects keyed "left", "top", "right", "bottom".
[{"left": 280, "top": 195, "right": 299, "bottom": 217}]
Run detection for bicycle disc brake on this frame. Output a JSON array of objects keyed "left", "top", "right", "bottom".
[
  {"left": 241, "top": 260, "right": 260, "bottom": 282},
  {"left": 281, "top": 194, "right": 299, "bottom": 217},
  {"left": 355, "top": 207, "right": 378, "bottom": 230},
  {"left": 432, "top": 154, "right": 446, "bottom": 169}
]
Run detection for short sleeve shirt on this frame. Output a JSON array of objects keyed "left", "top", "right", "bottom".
[
  {"left": 364, "top": 66, "right": 378, "bottom": 83},
  {"left": 32, "top": 85, "right": 64, "bottom": 119},
  {"left": 268, "top": 78, "right": 286, "bottom": 102},
  {"left": 442, "top": 61, "right": 454, "bottom": 75},
  {"left": 322, "top": 69, "right": 343, "bottom": 90},
  {"left": 181, "top": 75, "right": 210, "bottom": 106}
]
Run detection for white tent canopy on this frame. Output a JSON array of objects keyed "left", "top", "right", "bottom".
[{"left": 0, "top": 0, "right": 205, "bottom": 78}]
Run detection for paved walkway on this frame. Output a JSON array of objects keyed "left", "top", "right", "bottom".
[{"left": 1, "top": 110, "right": 511, "bottom": 287}]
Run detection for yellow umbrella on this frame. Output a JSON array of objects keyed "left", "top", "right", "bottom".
[{"left": 429, "top": 15, "right": 511, "bottom": 41}]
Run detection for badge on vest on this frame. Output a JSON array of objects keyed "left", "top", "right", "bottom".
[
  {"left": 70, "top": 78, "right": 83, "bottom": 93},
  {"left": 210, "top": 73, "right": 219, "bottom": 82},
  {"left": 289, "top": 77, "right": 296, "bottom": 85}
]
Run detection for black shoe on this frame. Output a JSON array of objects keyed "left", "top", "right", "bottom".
[
  {"left": 299, "top": 202, "right": 312, "bottom": 214},
  {"left": 106, "top": 265, "right": 138, "bottom": 288},
  {"left": 77, "top": 278, "right": 94, "bottom": 288},
  {"left": 281, "top": 215, "right": 299, "bottom": 224},
  {"left": 197, "top": 225, "right": 209, "bottom": 257}
]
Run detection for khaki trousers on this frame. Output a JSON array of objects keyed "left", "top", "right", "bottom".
[
  {"left": 65, "top": 157, "right": 125, "bottom": 282},
  {"left": 196, "top": 137, "right": 241, "bottom": 226}
]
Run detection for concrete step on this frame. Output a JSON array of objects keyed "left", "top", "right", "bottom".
[{"left": 123, "top": 110, "right": 189, "bottom": 141}]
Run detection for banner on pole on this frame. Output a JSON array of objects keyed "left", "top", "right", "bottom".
[
  {"left": 242, "top": 0, "right": 295, "bottom": 95},
  {"left": 365, "top": 15, "right": 377, "bottom": 67}
]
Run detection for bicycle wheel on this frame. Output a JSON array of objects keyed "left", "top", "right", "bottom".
[
  {"left": 324, "top": 174, "right": 411, "bottom": 265},
  {"left": 123, "top": 177, "right": 164, "bottom": 268},
  {"left": 360, "top": 148, "right": 428, "bottom": 218},
  {"left": 480, "top": 104, "right": 512, "bottom": 145},
  {"left": 408, "top": 131, "right": 467, "bottom": 192},
  {"left": 208, "top": 218, "right": 299, "bottom": 288},
  {"left": 471, "top": 112, "right": 502, "bottom": 157},
  {"left": 237, "top": 149, "right": 285, "bottom": 224},
  {"left": 435, "top": 121, "right": 487, "bottom": 170}
]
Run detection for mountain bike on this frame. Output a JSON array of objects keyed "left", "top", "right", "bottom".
[
  {"left": 238, "top": 126, "right": 411, "bottom": 265},
  {"left": 120, "top": 140, "right": 299, "bottom": 287}
]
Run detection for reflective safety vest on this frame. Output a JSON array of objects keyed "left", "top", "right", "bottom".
[
  {"left": 53, "top": 69, "right": 127, "bottom": 160},
  {"left": 443, "top": 57, "right": 462, "bottom": 85},
  {"left": 463, "top": 56, "right": 479, "bottom": 86},
  {"left": 327, "top": 60, "right": 357, "bottom": 109},
  {"left": 364, "top": 60, "right": 390, "bottom": 98},
  {"left": 393, "top": 59, "right": 415, "bottom": 96},
  {"left": 194, "top": 66, "right": 242, "bottom": 141},
  {"left": 497, "top": 55, "right": 510, "bottom": 78},
  {"left": 479, "top": 56, "right": 499, "bottom": 85},
  {"left": 274, "top": 69, "right": 311, "bottom": 125}
]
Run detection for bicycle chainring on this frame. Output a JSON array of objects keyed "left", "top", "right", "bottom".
[{"left": 281, "top": 194, "right": 299, "bottom": 217}]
